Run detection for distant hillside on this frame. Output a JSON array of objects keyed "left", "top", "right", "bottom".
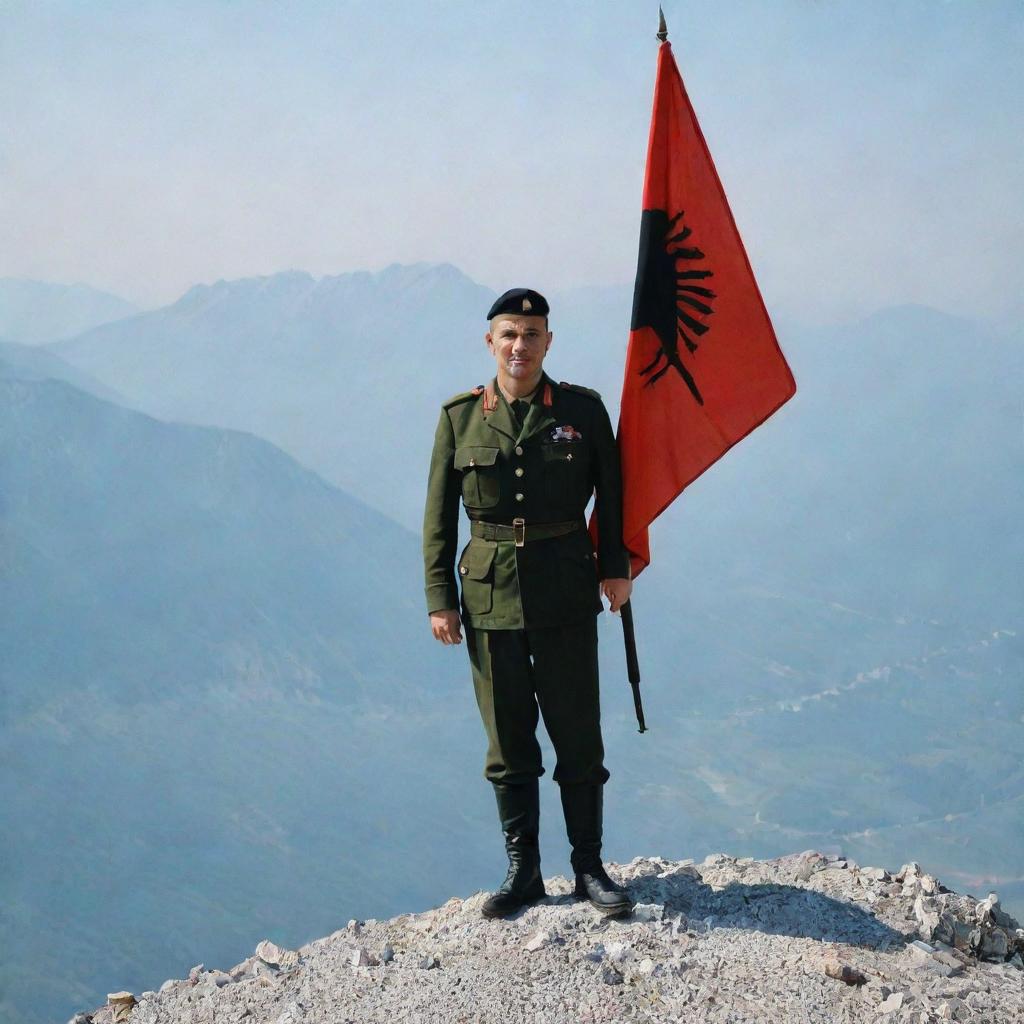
[
  {"left": 0, "top": 374, "right": 432, "bottom": 710},
  {"left": 0, "top": 340, "right": 125, "bottom": 401},
  {"left": 0, "top": 375, "right": 489, "bottom": 1024},
  {"left": 0, "top": 278, "right": 138, "bottom": 344},
  {"left": 11, "top": 276, "right": 1024, "bottom": 1023},
  {"left": 51, "top": 263, "right": 494, "bottom": 518},
  {"left": 45, "top": 269, "right": 1024, "bottom": 901}
]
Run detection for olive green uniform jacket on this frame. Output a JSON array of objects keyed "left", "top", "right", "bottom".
[{"left": 423, "top": 373, "right": 630, "bottom": 630}]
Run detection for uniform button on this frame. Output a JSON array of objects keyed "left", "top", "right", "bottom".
[
  {"left": 514, "top": 446, "right": 523, "bottom": 456},
  {"left": 515, "top": 493, "right": 524, "bottom": 502},
  {"left": 566, "top": 453, "right": 573, "bottom": 461},
  {"left": 459, "top": 566, "right": 468, "bottom": 575},
  {"left": 515, "top": 467, "right": 524, "bottom": 477},
  {"left": 469, "top": 458, "right": 475, "bottom": 466}
]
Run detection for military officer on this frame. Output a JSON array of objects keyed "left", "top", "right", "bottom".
[{"left": 423, "top": 287, "right": 635, "bottom": 919}]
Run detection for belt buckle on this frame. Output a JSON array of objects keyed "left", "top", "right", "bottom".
[{"left": 512, "top": 517, "right": 526, "bottom": 548}]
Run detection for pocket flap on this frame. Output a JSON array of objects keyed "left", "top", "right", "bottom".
[
  {"left": 454, "top": 446, "right": 500, "bottom": 470},
  {"left": 458, "top": 540, "right": 497, "bottom": 580},
  {"left": 541, "top": 441, "right": 582, "bottom": 461}
]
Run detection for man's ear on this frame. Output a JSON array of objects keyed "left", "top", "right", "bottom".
[
  {"left": 545, "top": 331, "right": 553, "bottom": 354},
  {"left": 485, "top": 331, "right": 494, "bottom": 353}
]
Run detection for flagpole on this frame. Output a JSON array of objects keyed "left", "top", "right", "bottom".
[
  {"left": 621, "top": 600, "right": 647, "bottom": 732},
  {"left": 613, "top": 4, "right": 666, "bottom": 736}
]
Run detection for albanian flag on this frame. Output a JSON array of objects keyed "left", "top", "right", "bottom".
[{"left": 618, "top": 39, "right": 796, "bottom": 576}]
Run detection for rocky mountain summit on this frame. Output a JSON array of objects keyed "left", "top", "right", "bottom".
[{"left": 76, "top": 851, "right": 1022, "bottom": 1024}]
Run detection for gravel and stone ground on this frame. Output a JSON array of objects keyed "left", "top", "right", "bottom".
[{"left": 76, "top": 852, "right": 1024, "bottom": 1024}]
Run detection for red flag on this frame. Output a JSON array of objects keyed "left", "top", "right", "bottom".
[{"left": 617, "top": 40, "right": 796, "bottom": 576}]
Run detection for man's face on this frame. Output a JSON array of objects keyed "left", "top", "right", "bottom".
[{"left": 485, "top": 314, "right": 553, "bottom": 381}]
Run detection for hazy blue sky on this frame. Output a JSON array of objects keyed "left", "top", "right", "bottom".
[{"left": 2, "top": 1, "right": 1022, "bottom": 325}]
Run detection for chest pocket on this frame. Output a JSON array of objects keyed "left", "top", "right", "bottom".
[
  {"left": 454, "top": 446, "right": 501, "bottom": 509},
  {"left": 541, "top": 441, "right": 590, "bottom": 506}
]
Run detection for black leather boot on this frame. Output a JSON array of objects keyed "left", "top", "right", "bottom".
[
  {"left": 481, "top": 779, "right": 546, "bottom": 919},
  {"left": 559, "top": 782, "right": 635, "bottom": 917}
]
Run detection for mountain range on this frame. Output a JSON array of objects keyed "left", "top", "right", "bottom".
[
  {"left": 50, "top": 263, "right": 493, "bottom": 520},
  {"left": 0, "top": 360, "right": 491, "bottom": 1024},
  {"left": 1, "top": 267, "right": 1021, "bottom": 1024}
]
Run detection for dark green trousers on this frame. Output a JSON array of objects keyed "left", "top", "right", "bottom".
[{"left": 465, "top": 615, "right": 612, "bottom": 787}]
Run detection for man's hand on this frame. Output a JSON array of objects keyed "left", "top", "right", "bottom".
[
  {"left": 430, "top": 609, "right": 463, "bottom": 645},
  {"left": 600, "top": 578, "right": 633, "bottom": 615}
]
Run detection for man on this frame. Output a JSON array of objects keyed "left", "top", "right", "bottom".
[{"left": 422, "top": 287, "right": 635, "bottom": 919}]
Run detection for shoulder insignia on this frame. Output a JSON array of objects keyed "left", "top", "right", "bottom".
[
  {"left": 442, "top": 386, "right": 485, "bottom": 409},
  {"left": 559, "top": 381, "right": 602, "bottom": 401}
]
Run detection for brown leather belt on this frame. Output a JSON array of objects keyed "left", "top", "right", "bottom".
[{"left": 470, "top": 517, "right": 582, "bottom": 548}]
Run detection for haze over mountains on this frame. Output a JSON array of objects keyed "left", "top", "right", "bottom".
[
  {"left": 0, "top": 339, "right": 124, "bottom": 402},
  {"left": 0, "top": 359, "right": 490, "bottom": 1024},
  {"left": 51, "top": 264, "right": 494, "bottom": 519},
  {"left": 0, "top": 278, "right": 140, "bottom": 344},
  {"left": 2, "top": 265, "right": 1021, "bottom": 1024}
]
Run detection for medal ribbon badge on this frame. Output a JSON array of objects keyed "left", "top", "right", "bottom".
[{"left": 550, "top": 425, "right": 583, "bottom": 442}]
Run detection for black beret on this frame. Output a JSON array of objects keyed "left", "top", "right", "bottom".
[{"left": 486, "top": 288, "right": 550, "bottom": 320}]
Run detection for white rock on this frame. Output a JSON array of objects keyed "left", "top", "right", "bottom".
[
  {"left": 878, "top": 991, "right": 905, "bottom": 1012},
  {"left": 349, "top": 947, "right": 379, "bottom": 967},
  {"left": 932, "top": 950, "right": 964, "bottom": 976},
  {"left": 525, "top": 929, "right": 552, "bottom": 952},
  {"left": 631, "top": 902, "right": 664, "bottom": 922},
  {"left": 274, "top": 1000, "right": 305, "bottom": 1024},
  {"left": 663, "top": 863, "right": 702, "bottom": 880},
  {"left": 861, "top": 866, "right": 890, "bottom": 881},
  {"left": 194, "top": 978, "right": 224, "bottom": 999},
  {"left": 917, "top": 894, "right": 960, "bottom": 946},
  {"left": 604, "top": 940, "right": 634, "bottom": 964},
  {"left": 255, "top": 939, "right": 287, "bottom": 965}
]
